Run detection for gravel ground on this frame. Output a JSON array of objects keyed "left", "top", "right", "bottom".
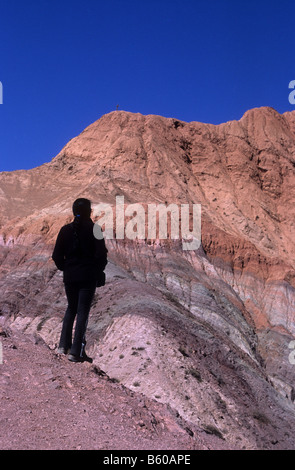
[{"left": 0, "top": 326, "right": 226, "bottom": 451}]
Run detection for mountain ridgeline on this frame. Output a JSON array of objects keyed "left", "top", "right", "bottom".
[{"left": 1, "top": 107, "right": 295, "bottom": 449}]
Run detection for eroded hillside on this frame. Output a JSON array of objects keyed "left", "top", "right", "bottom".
[{"left": 1, "top": 107, "right": 295, "bottom": 449}]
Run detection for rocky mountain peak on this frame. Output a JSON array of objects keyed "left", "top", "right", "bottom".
[{"left": 1, "top": 107, "right": 295, "bottom": 449}]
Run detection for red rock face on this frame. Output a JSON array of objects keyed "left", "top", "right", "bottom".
[{"left": 1, "top": 107, "right": 295, "bottom": 450}]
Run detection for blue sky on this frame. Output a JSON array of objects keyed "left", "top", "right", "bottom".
[{"left": 0, "top": 0, "right": 294, "bottom": 171}]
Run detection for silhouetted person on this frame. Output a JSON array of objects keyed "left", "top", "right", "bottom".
[{"left": 52, "top": 198, "right": 108, "bottom": 363}]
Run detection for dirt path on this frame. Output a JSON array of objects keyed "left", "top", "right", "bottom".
[{"left": 0, "top": 325, "right": 222, "bottom": 451}]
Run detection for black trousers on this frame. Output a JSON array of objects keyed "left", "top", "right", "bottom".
[{"left": 59, "top": 280, "right": 96, "bottom": 357}]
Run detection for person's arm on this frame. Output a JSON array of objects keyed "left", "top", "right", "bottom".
[
  {"left": 93, "top": 224, "right": 108, "bottom": 271},
  {"left": 52, "top": 227, "right": 66, "bottom": 271},
  {"left": 94, "top": 237, "right": 108, "bottom": 271},
  {"left": 94, "top": 235, "right": 108, "bottom": 287}
]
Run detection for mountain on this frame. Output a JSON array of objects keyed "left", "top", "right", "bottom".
[{"left": 1, "top": 107, "right": 295, "bottom": 450}]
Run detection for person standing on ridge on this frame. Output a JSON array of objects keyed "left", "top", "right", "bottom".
[{"left": 52, "top": 198, "right": 108, "bottom": 363}]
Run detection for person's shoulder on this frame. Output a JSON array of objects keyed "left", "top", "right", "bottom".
[
  {"left": 59, "top": 222, "right": 74, "bottom": 234},
  {"left": 61, "top": 222, "right": 74, "bottom": 229},
  {"left": 83, "top": 219, "right": 97, "bottom": 234},
  {"left": 85, "top": 219, "right": 94, "bottom": 227}
]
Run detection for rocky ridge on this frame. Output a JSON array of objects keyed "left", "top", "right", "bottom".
[{"left": 1, "top": 107, "right": 295, "bottom": 449}]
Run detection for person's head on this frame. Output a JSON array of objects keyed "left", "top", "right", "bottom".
[{"left": 72, "top": 198, "right": 92, "bottom": 219}]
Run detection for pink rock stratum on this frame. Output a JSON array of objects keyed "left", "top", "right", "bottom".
[{"left": 1, "top": 107, "right": 295, "bottom": 450}]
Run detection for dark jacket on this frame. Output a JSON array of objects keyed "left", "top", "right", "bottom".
[{"left": 52, "top": 218, "right": 108, "bottom": 285}]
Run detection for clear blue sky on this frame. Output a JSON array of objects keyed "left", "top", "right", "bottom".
[{"left": 0, "top": 0, "right": 294, "bottom": 171}]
